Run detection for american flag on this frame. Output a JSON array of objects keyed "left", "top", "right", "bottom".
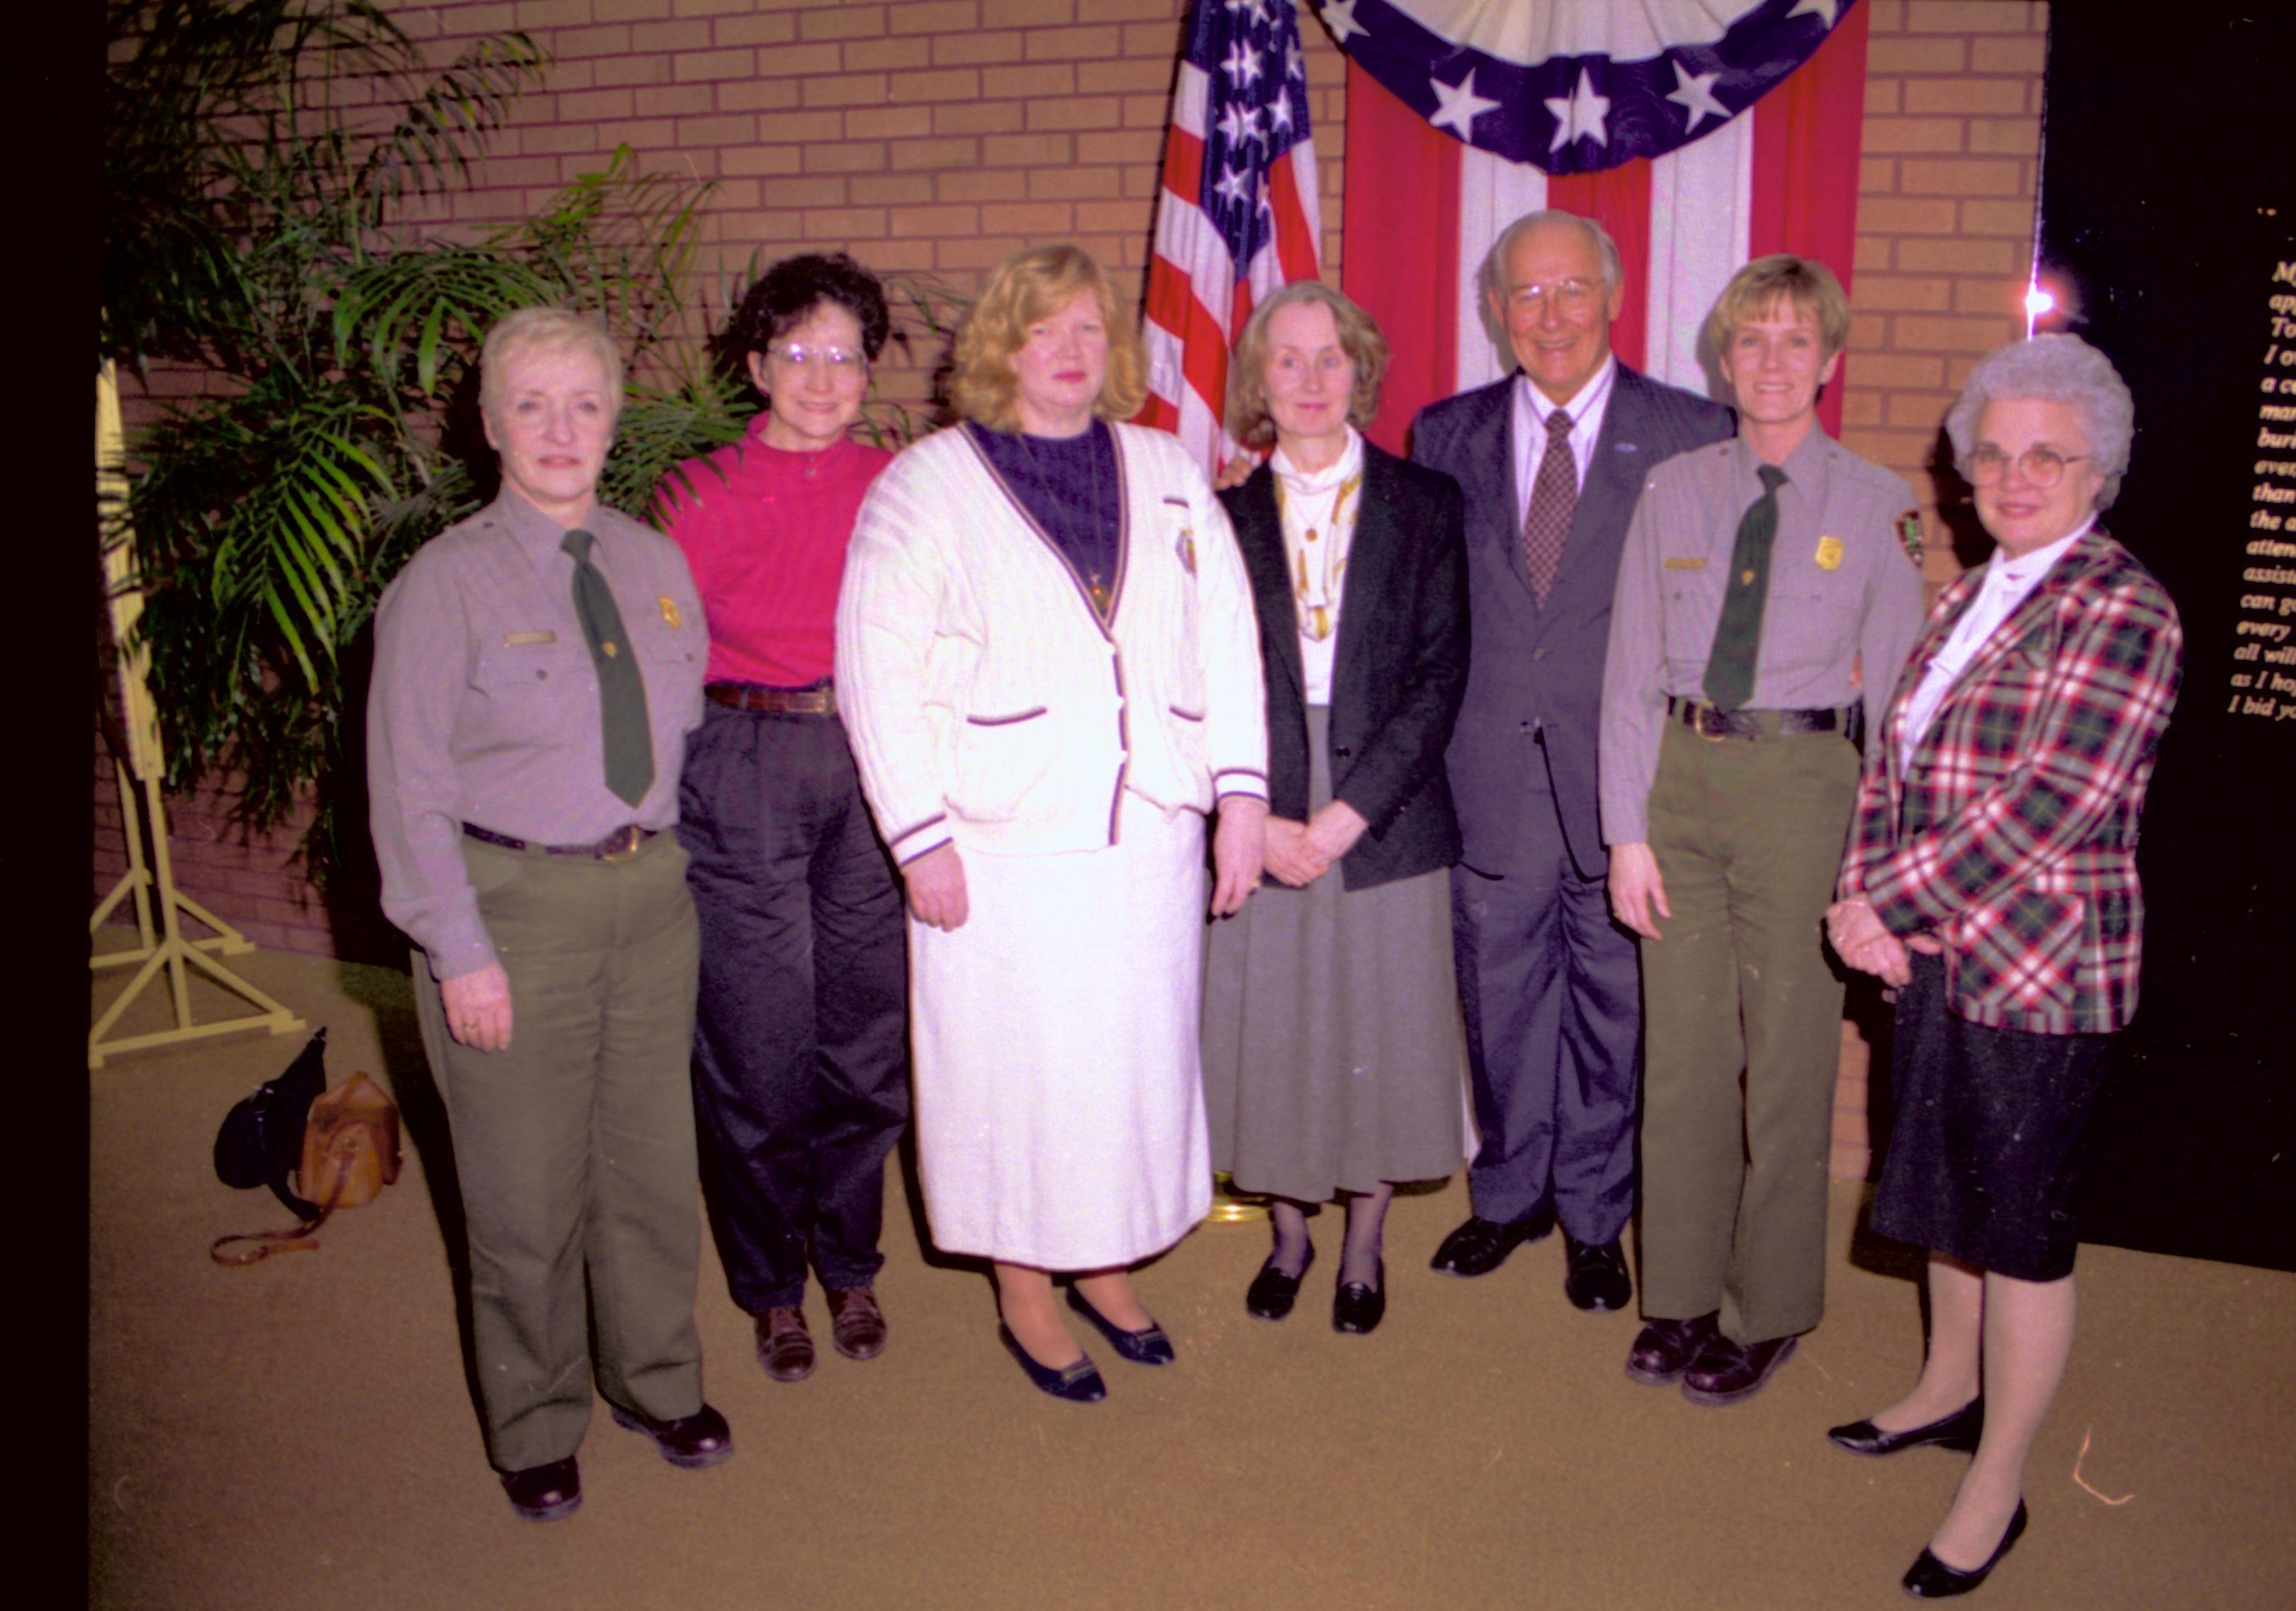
[{"left": 1139, "top": 0, "right": 1324, "bottom": 473}]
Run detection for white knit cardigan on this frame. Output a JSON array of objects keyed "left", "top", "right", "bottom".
[{"left": 835, "top": 420, "right": 1268, "bottom": 864}]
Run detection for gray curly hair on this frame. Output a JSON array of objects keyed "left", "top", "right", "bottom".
[{"left": 1944, "top": 334, "right": 2135, "bottom": 510}]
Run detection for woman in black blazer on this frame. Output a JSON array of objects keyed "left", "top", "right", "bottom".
[{"left": 1203, "top": 282, "right": 1471, "bottom": 1334}]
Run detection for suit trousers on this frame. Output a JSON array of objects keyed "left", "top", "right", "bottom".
[
  {"left": 678, "top": 701, "right": 909, "bottom": 1315},
  {"left": 412, "top": 831, "right": 704, "bottom": 1474},
  {"left": 1451, "top": 758, "right": 1641, "bottom": 1240},
  {"left": 1637, "top": 719, "right": 1859, "bottom": 1344}
]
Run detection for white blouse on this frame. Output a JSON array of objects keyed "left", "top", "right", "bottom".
[{"left": 1271, "top": 426, "right": 1367, "bottom": 706}]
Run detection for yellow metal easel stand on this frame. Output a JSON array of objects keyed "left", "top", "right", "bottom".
[{"left": 91, "top": 361, "right": 303, "bottom": 1070}]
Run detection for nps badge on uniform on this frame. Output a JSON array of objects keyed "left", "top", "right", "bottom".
[
  {"left": 658, "top": 595, "right": 682, "bottom": 629},
  {"left": 1176, "top": 529, "right": 1197, "bottom": 576},
  {"left": 1896, "top": 510, "right": 1924, "bottom": 568},
  {"left": 1814, "top": 536, "right": 1845, "bottom": 572}
]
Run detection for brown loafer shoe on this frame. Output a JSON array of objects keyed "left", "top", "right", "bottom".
[
  {"left": 1624, "top": 1311, "right": 1719, "bottom": 1386},
  {"left": 1682, "top": 1331, "right": 1799, "bottom": 1407},
  {"left": 756, "top": 1304, "right": 816, "bottom": 1382},
  {"left": 500, "top": 1456, "right": 582, "bottom": 1522},
  {"left": 609, "top": 1401, "right": 734, "bottom": 1469},
  {"left": 827, "top": 1285, "right": 888, "bottom": 1362}
]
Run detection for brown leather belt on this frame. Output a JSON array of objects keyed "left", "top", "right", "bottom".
[
  {"left": 463, "top": 821, "right": 658, "bottom": 862},
  {"left": 706, "top": 681, "right": 836, "bottom": 717},
  {"left": 1668, "top": 695, "right": 1852, "bottom": 741}
]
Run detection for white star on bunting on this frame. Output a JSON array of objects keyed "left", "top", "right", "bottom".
[
  {"left": 1215, "top": 163, "right": 1253, "bottom": 206},
  {"left": 1788, "top": 0, "right": 1840, "bottom": 25},
  {"left": 1223, "top": 36, "right": 1264, "bottom": 89},
  {"left": 1429, "top": 68, "right": 1500, "bottom": 139},
  {"left": 1319, "top": 0, "right": 1364, "bottom": 47},
  {"left": 1665, "top": 60, "right": 1729, "bottom": 133},
  {"left": 1545, "top": 67, "right": 1611, "bottom": 152}
]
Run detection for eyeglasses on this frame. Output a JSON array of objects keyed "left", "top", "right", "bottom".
[
  {"left": 767, "top": 342, "right": 867, "bottom": 376},
  {"left": 1507, "top": 278, "right": 1600, "bottom": 314},
  {"left": 1966, "top": 444, "right": 2088, "bottom": 488}
]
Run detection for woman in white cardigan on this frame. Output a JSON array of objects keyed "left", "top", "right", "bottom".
[{"left": 835, "top": 244, "right": 1268, "bottom": 1402}]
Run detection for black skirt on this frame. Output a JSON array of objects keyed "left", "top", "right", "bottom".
[{"left": 1872, "top": 953, "right": 2112, "bottom": 1281}]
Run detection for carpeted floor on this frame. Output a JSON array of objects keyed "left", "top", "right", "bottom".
[{"left": 89, "top": 948, "right": 2295, "bottom": 1610}]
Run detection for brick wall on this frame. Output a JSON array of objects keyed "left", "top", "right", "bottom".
[{"left": 101, "top": 0, "right": 2049, "bottom": 1166}]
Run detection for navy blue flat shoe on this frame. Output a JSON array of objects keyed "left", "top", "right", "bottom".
[
  {"left": 1830, "top": 1398, "right": 1984, "bottom": 1456},
  {"left": 1903, "top": 1500, "right": 2027, "bottom": 1598},
  {"left": 997, "top": 1325, "right": 1107, "bottom": 1403},
  {"left": 1064, "top": 1286, "right": 1176, "bottom": 1365}
]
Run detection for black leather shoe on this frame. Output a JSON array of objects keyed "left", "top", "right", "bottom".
[
  {"left": 1830, "top": 1398, "right": 1984, "bottom": 1456},
  {"left": 1682, "top": 1331, "right": 1799, "bottom": 1406},
  {"left": 1562, "top": 1235, "right": 1631, "bottom": 1311},
  {"left": 1244, "top": 1244, "right": 1315, "bottom": 1320},
  {"left": 1903, "top": 1501, "right": 2028, "bottom": 1598},
  {"left": 1429, "top": 1208, "right": 1553, "bottom": 1276},
  {"left": 1332, "top": 1259, "right": 1385, "bottom": 1335},
  {"left": 609, "top": 1401, "right": 734, "bottom": 1469},
  {"left": 1065, "top": 1285, "right": 1176, "bottom": 1365},
  {"left": 998, "top": 1325, "right": 1107, "bottom": 1403},
  {"left": 500, "top": 1456, "right": 582, "bottom": 1522},
  {"left": 1624, "top": 1311, "right": 1718, "bottom": 1386}
]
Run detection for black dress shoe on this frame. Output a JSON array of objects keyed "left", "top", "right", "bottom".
[
  {"left": 1829, "top": 1398, "right": 1984, "bottom": 1456},
  {"left": 1624, "top": 1312, "right": 1719, "bottom": 1386},
  {"left": 998, "top": 1325, "right": 1107, "bottom": 1403},
  {"left": 609, "top": 1401, "right": 734, "bottom": 1469},
  {"left": 1244, "top": 1244, "right": 1314, "bottom": 1320},
  {"left": 1903, "top": 1501, "right": 2028, "bottom": 1598},
  {"left": 500, "top": 1456, "right": 582, "bottom": 1522},
  {"left": 1065, "top": 1285, "right": 1176, "bottom": 1364},
  {"left": 1562, "top": 1235, "right": 1631, "bottom": 1311},
  {"left": 1681, "top": 1331, "right": 1799, "bottom": 1406},
  {"left": 1332, "top": 1259, "right": 1385, "bottom": 1335},
  {"left": 1429, "top": 1208, "right": 1553, "bottom": 1277}
]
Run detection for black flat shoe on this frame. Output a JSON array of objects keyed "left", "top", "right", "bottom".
[
  {"left": 1245, "top": 1243, "right": 1315, "bottom": 1320},
  {"left": 1429, "top": 1209, "right": 1552, "bottom": 1277},
  {"left": 1830, "top": 1398, "right": 1984, "bottom": 1456},
  {"left": 1903, "top": 1500, "right": 2027, "bottom": 1598},
  {"left": 1332, "top": 1259, "right": 1385, "bottom": 1335},
  {"left": 1065, "top": 1286, "right": 1176, "bottom": 1365},
  {"left": 998, "top": 1324, "right": 1107, "bottom": 1402}
]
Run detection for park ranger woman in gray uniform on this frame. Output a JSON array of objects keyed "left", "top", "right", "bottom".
[{"left": 1599, "top": 255, "right": 1924, "bottom": 1410}]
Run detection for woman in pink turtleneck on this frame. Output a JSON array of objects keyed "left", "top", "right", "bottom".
[{"left": 655, "top": 254, "right": 908, "bottom": 1387}]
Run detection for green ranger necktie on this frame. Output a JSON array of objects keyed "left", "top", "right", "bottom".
[
  {"left": 1701, "top": 463, "right": 1789, "bottom": 714},
  {"left": 561, "top": 528, "right": 655, "bottom": 806}
]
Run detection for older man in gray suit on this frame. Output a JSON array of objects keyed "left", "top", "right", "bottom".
[{"left": 1412, "top": 211, "right": 1731, "bottom": 1310}]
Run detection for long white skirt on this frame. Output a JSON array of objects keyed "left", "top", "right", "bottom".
[{"left": 908, "top": 791, "right": 1212, "bottom": 1269}]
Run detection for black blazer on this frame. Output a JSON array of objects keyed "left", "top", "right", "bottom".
[
  {"left": 1411, "top": 366, "right": 1733, "bottom": 877},
  {"left": 1219, "top": 441, "right": 1470, "bottom": 892}
]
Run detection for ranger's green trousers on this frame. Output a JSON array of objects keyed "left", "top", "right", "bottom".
[
  {"left": 412, "top": 831, "right": 704, "bottom": 1472},
  {"left": 1636, "top": 719, "right": 1858, "bottom": 1346}
]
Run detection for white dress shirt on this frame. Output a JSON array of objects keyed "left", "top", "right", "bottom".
[
  {"left": 1269, "top": 426, "right": 1366, "bottom": 706},
  {"left": 1509, "top": 355, "right": 1618, "bottom": 531}
]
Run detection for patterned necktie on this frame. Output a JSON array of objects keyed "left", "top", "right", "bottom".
[
  {"left": 561, "top": 528, "right": 655, "bottom": 806},
  {"left": 1701, "top": 464, "right": 1790, "bottom": 713},
  {"left": 1521, "top": 407, "right": 1577, "bottom": 605}
]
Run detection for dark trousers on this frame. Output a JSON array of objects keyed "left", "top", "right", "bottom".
[
  {"left": 678, "top": 700, "right": 909, "bottom": 1315},
  {"left": 412, "top": 833, "right": 704, "bottom": 1474},
  {"left": 1451, "top": 765, "right": 1641, "bottom": 1242}
]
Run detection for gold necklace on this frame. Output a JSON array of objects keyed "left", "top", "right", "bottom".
[{"left": 1275, "top": 469, "right": 1361, "bottom": 643}]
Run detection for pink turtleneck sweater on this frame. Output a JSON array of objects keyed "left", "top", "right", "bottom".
[{"left": 657, "top": 418, "right": 892, "bottom": 687}]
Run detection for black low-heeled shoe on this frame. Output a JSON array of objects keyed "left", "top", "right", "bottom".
[
  {"left": 997, "top": 1325, "right": 1107, "bottom": 1402},
  {"left": 1064, "top": 1286, "right": 1176, "bottom": 1365},
  {"left": 1903, "top": 1500, "right": 2027, "bottom": 1599},
  {"left": 1244, "top": 1244, "right": 1315, "bottom": 1321},
  {"left": 1829, "top": 1398, "right": 1984, "bottom": 1456},
  {"left": 1332, "top": 1259, "right": 1385, "bottom": 1335}
]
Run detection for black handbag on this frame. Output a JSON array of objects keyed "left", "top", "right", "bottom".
[{"left": 213, "top": 1028, "right": 327, "bottom": 1219}]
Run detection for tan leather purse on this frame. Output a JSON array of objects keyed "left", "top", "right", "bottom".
[{"left": 211, "top": 1072, "right": 403, "bottom": 1266}]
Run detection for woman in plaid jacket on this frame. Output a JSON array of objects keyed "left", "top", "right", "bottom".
[{"left": 1823, "top": 335, "right": 2183, "bottom": 1599}]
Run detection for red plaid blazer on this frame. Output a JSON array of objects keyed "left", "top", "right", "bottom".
[{"left": 1840, "top": 529, "right": 2183, "bottom": 1035}]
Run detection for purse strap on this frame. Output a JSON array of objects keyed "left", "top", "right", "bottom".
[{"left": 208, "top": 1143, "right": 352, "bottom": 1267}]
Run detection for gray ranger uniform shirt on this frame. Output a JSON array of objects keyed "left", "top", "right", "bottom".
[
  {"left": 1599, "top": 428, "right": 1925, "bottom": 844},
  {"left": 368, "top": 489, "right": 707, "bottom": 979}
]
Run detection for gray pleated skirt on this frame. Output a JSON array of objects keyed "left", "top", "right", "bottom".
[{"left": 1202, "top": 706, "right": 1468, "bottom": 1203}]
